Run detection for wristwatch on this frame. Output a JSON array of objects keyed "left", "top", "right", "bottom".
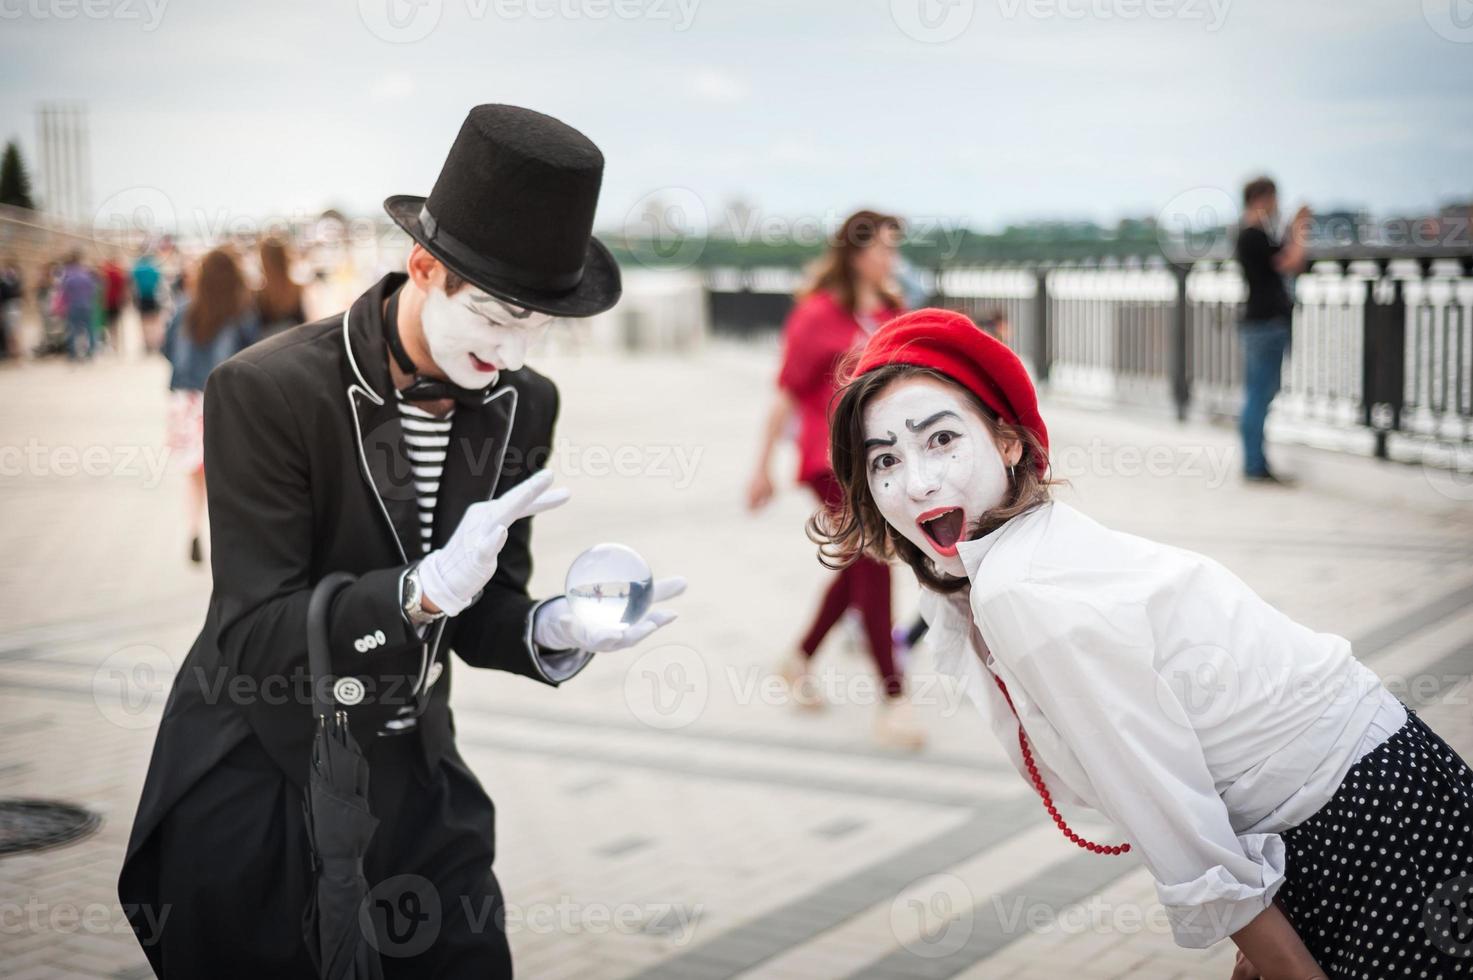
[{"left": 401, "top": 562, "right": 446, "bottom": 628}]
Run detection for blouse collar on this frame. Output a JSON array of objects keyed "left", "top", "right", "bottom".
[{"left": 955, "top": 501, "right": 1055, "bottom": 581}]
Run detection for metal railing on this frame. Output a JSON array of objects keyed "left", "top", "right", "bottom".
[{"left": 705, "top": 250, "right": 1473, "bottom": 464}]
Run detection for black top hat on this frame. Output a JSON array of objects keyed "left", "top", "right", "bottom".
[{"left": 385, "top": 105, "right": 621, "bottom": 317}]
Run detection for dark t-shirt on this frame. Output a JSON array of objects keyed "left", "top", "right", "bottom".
[{"left": 1235, "top": 225, "right": 1293, "bottom": 322}]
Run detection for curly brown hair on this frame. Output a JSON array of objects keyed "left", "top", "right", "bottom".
[{"left": 806, "top": 363, "right": 1061, "bottom": 594}]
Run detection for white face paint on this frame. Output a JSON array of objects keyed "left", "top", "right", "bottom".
[
  {"left": 862, "top": 376, "right": 1011, "bottom": 578},
  {"left": 419, "top": 285, "right": 554, "bottom": 389}
]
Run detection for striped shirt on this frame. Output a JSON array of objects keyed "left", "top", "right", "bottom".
[
  {"left": 395, "top": 390, "right": 455, "bottom": 555},
  {"left": 383, "top": 391, "right": 454, "bottom": 736}
]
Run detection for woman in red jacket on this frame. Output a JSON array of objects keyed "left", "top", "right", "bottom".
[{"left": 747, "top": 209, "right": 924, "bottom": 749}]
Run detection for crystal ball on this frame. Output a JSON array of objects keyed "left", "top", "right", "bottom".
[{"left": 565, "top": 543, "right": 654, "bottom": 632}]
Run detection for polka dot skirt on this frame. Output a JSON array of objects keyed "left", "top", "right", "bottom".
[{"left": 1277, "top": 707, "right": 1473, "bottom": 979}]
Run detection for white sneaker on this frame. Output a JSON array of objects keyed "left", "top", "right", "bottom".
[{"left": 874, "top": 699, "right": 926, "bottom": 751}]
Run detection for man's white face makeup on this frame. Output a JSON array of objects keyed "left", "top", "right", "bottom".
[
  {"left": 420, "top": 285, "right": 554, "bottom": 389},
  {"left": 862, "top": 376, "right": 1010, "bottom": 578}
]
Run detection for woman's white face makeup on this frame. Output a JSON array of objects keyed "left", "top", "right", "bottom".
[
  {"left": 420, "top": 285, "right": 554, "bottom": 388},
  {"left": 862, "top": 376, "right": 1011, "bottom": 577}
]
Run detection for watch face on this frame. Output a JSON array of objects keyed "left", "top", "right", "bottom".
[{"left": 403, "top": 569, "right": 423, "bottom": 614}]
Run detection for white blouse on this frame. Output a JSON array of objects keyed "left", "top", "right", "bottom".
[{"left": 918, "top": 500, "right": 1406, "bottom": 948}]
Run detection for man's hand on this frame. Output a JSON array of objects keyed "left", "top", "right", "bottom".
[
  {"left": 534, "top": 576, "right": 686, "bottom": 653},
  {"left": 418, "top": 470, "right": 570, "bottom": 617}
]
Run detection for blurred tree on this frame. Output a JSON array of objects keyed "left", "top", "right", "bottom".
[
  {"left": 0, "top": 141, "right": 36, "bottom": 210},
  {"left": 0, "top": 140, "right": 36, "bottom": 209}
]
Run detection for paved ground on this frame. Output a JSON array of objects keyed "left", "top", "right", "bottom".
[{"left": 1, "top": 330, "right": 1471, "bottom": 980}]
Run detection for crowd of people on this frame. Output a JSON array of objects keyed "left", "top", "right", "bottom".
[
  {"left": 0, "top": 236, "right": 309, "bottom": 364},
  {"left": 1, "top": 239, "right": 312, "bottom": 565}
]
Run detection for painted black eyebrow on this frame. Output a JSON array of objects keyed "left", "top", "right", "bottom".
[
  {"left": 469, "top": 293, "right": 540, "bottom": 319},
  {"left": 863, "top": 430, "right": 897, "bottom": 452},
  {"left": 906, "top": 410, "right": 962, "bottom": 432}
]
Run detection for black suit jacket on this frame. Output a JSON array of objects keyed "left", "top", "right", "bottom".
[{"left": 120, "top": 273, "right": 585, "bottom": 927}]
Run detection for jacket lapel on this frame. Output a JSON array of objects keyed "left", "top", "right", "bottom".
[
  {"left": 432, "top": 384, "right": 518, "bottom": 549},
  {"left": 341, "top": 273, "right": 421, "bottom": 562}
]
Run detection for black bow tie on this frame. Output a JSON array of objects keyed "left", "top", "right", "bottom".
[{"left": 399, "top": 375, "right": 495, "bottom": 409}]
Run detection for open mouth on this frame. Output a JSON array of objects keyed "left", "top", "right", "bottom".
[
  {"left": 469, "top": 353, "right": 499, "bottom": 374},
  {"left": 917, "top": 507, "right": 965, "bottom": 556}
]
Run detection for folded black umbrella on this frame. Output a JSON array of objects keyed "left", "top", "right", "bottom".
[{"left": 301, "top": 572, "right": 385, "bottom": 980}]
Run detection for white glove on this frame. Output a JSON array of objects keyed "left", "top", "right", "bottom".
[
  {"left": 534, "top": 575, "right": 687, "bottom": 653},
  {"left": 418, "top": 470, "right": 569, "bottom": 617}
]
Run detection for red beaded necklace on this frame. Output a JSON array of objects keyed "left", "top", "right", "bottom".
[{"left": 991, "top": 673, "right": 1131, "bottom": 856}]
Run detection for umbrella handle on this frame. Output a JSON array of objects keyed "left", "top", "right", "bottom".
[{"left": 307, "top": 571, "right": 358, "bottom": 724}]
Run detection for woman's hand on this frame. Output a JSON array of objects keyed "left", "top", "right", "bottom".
[
  {"left": 1229, "top": 949, "right": 1261, "bottom": 980},
  {"left": 1229, "top": 902, "right": 1327, "bottom": 980},
  {"left": 746, "top": 468, "right": 775, "bottom": 511}
]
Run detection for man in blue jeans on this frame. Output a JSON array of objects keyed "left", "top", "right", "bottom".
[{"left": 1235, "top": 176, "right": 1310, "bottom": 485}]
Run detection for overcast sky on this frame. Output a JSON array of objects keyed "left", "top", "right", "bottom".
[{"left": 2, "top": 0, "right": 1471, "bottom": 241}]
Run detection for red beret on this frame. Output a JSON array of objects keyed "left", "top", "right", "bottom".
[{"left": 853, "top": 308, "right": 1050, "bottom": 475}]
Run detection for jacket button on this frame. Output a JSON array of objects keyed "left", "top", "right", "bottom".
[
  {"left": 374, "top": 629, "right": 386, "bottom": 644},
  {"left": 333, "top": 677, "right": 365, "bottom": 706},
  {"left": 353, "top": 638, "right": 367, "bottom": 653}
]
